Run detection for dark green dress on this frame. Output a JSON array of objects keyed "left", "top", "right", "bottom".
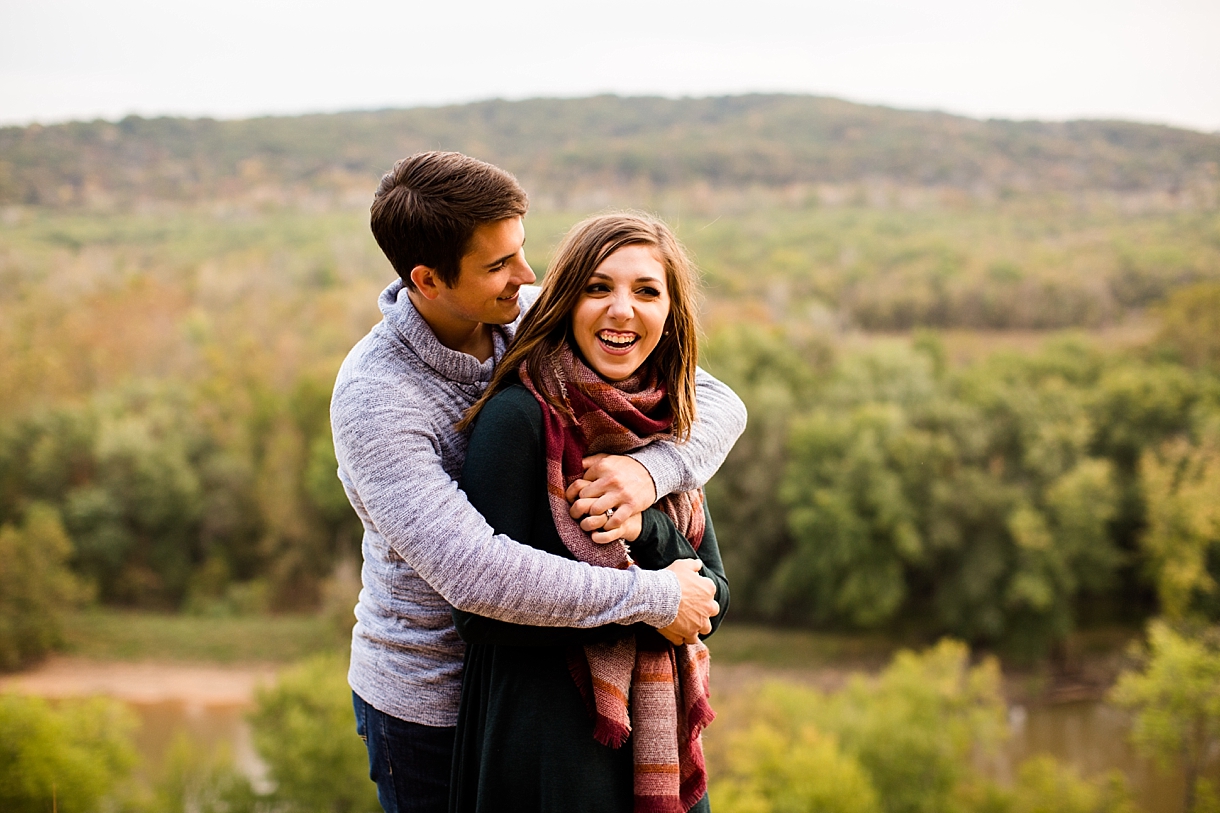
[{"left": 450, "top": 384, "right": 729, "bottom": 813}]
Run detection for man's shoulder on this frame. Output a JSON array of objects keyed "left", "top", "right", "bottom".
[
  {"left": 332, "top": 326, "right": 426, "bottom": 410},
  {"left": 519, "top": 285, "right": 542, "bottom": 310},
  {"left": 510, "top": 285, "right": 543, "bottom": 331}
]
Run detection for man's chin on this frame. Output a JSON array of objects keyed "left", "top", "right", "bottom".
[{"left": 486, "top": 302, "right": 521, "bottom": 325}]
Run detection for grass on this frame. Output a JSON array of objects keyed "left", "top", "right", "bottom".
[
  {"left": 51, "top": 609, "right": 1140, "bottom": 689},
  {"left": 707, "top": 622, "right": 902, "bottom": 670},
  {"left": 59, "top": 608, "right": 346, "bottom": 664},
  {"left": 56, "top": 610, "right": 904, "bottom": 671}
]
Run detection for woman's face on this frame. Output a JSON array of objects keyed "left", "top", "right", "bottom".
[{"left": 571, "top": 244, "right": 671, "bottom": 381}]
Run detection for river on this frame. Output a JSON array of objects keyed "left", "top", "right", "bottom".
[{"left": 119, "top": 695, "right": 1203, "bottom": 812}]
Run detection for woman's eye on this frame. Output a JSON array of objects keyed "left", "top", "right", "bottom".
[
  {"left": 637, "top": 287, "right": 660, "bottom": 298},
  {"left": 585, "top": 283, "right": 610, "bottom": 294}
]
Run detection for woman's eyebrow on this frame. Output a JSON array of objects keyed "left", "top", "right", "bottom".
[{"left": 588, "top": 271, "right": 663, "bottom": 284}]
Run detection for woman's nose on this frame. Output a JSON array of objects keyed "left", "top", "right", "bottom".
[{"left": 607, "top": 291, "right": 633, "bottom": 320}]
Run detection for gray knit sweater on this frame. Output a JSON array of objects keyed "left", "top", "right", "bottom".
[{"left": 333, "top": 279, "right": 746, "bottom": 726}]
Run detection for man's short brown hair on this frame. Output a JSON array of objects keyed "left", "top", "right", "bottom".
[{"left": 370, "top": 152, "right": 529, "bottom": 291}]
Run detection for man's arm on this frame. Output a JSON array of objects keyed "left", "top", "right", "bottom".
[
  {"left": 635, "top": 366, "right": 747, "bottom": 496},
  {"left": 456, "top": 510, "right": 725, "bottom": 648},
  {"left": 569, "top": 366, "right": 747, "bottom": 536},
  {"left": 333, "top": 374, "right": 694, "bottom": 630},
  {"left": 454, "top": 386, "right": 718, "bottom": 647}
]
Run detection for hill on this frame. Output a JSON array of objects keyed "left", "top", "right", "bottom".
[{"left": 2, "top": 94, "right": 1219, "bottom": 208}]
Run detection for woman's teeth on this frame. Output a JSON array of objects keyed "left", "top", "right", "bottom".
[{"left": 598, "top": 331, "right": 638, "bottom": 348}]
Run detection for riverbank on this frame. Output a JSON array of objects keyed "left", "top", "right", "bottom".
[
  {"left": 4, "top": 610, "right": 1145, "bottom": 708},
  {"left": 0, "top": 656, "right": 277, "bottom": 704}
]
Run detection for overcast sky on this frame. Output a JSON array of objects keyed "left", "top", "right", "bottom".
[{"left": 2, "top": 0, "right": 1218, "bottom": 131}]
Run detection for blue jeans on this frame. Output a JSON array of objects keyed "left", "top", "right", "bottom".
[{"left": 353, "top": 692, "right": 457, "bottom": 813}]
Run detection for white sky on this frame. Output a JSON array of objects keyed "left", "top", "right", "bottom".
[{"left": 2, "top": 0, "right": 1218, "bottom": 131}]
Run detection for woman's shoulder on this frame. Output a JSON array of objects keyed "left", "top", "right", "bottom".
[{"left": 475, "top": 383, "right": 544, "bottom": 434}]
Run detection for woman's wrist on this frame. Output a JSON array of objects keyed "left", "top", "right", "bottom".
[{"left": 625, "top": 509, "right": 659, "bottom": 546}]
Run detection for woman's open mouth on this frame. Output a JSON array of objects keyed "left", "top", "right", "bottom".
[{"left": 597, "top": 330, "right": 640, "bottom": 354}]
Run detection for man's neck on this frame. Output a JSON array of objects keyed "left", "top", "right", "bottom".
[{"left": 407, "top": 289, "right": 496, "bottom": 362}]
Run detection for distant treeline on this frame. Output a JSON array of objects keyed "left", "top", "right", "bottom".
[
  {"left": 703, "top": 288, "right": 1220, "bottom": 655},
  {"left": 3, "top": 94, "right": 1219, "bottom": 208}
]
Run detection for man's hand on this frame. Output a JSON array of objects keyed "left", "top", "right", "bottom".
[
  {"left": 566, "top": 480, "right": 643, "bottom": 543},
  {"left": 657, "top": 559, "right": 718, "bottom": 645},
  {"left": 567, "top": 454, "right": 657, "bottom": 543}
]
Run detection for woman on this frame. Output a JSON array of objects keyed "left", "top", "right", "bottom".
[{"left": 449, "top": 212, "right": 730, "bottom": 813}]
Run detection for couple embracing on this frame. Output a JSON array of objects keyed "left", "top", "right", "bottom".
[{"left": 331, "top": 151, "right": 744, "bottom": 813}]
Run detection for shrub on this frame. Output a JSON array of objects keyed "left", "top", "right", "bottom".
[
  {"left": 248, "top": 653, "right": 378, "bottom": 813},
  {"left": 1112, "top": 622, "right": 1220, "bottom": 813},
  {"left": 152, "top": 733, "right": 261, "bottom": 813},
  {"left": 710, "top": 723, "right": 881, "bottom": 813},
  {"left": 0, "top": 693, "right": 137, "bottom": 813}
]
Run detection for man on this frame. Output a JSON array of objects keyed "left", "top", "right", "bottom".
[{"left": 331, "top": 151, "right": 746, "bottom": 813}]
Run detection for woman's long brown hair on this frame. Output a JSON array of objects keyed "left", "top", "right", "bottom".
[{"left": 458, "top": 211, "right": 700, "bottom": 439}]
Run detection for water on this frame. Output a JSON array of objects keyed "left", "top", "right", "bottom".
[
  {"left": 991, "top": 701, "right": 1207, "bottom": 813},
  {"left": 126, "top": 700, "right": 269, "bottom": 790}
]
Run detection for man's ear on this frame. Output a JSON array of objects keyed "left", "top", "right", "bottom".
[{"left": 409, "top": 265, "right": 443, "bottom": 300}]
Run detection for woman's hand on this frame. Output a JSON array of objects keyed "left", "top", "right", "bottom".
[
  {"left": 566, "top": 453, "right": 657, "bottom": 542},
  {"left": 567, "top": 477, "right": 644, "bottom": 543}
]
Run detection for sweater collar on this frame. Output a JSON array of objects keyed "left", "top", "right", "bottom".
[{"left": 378, "top": 279, "right": 538, "bottom": 385}]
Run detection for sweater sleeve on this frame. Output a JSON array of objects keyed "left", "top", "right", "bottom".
[
  {"left": 454, "top": 389, "right": 728, "bottom": 647},
  {"left": 452, "top": 387, "right": 628, "bottom": 647},
  {"left": 628, "top": 366, "right": 747, "bottom": 498},
  {"left": 456, "top": 507, "right": 729, "bottom": 646},
  {"left": 331, "top": 376, "right": 681, "bottom": 629}
]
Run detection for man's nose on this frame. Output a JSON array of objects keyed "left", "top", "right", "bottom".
[{"left": 512, "top": 253, "right": 536, "bottom": 285}]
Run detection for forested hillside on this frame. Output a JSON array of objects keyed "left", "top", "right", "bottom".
[
  {"left": 2, "top": 95, "right": 1220, "bottom": 664},
  {"left": 3, "top": 94, "right": 1219, "bottom": 207}
]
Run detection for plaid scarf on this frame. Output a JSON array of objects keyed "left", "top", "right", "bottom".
[{"left": 519, "top": 345, "right": 715, "bottom": 813}]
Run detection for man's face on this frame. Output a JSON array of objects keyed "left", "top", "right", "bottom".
[{"left": 436, "top": 217, "right": 535, "bottom": 325}]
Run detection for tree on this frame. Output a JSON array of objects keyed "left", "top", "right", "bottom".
[
  {"left": 701, "top": 324, "right": 825, "bottom": 615},
  {"left": 963, "top": 756, "right": 1137, "bottom": 813},
  {"left": 715, "top": 640, "right": 1006, "bottom": 813},
  {"left": 823, "top": 640, "right": 1007, "bottom": 813},
  {"left": 1157, "top": 283, "right": 1220, "bottom": 373},
  {"left": 778, "top": 403, "right": 921, "bottom": 627},
  {"left": 1140, "top": 438, "right": 1220, "bottom": 620},
  {"left": 0, "top": 503, "right": 86, "bottom": 669},
  {"left": 1111, "top": 622, "right": 1220, "bottom": 813}
]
